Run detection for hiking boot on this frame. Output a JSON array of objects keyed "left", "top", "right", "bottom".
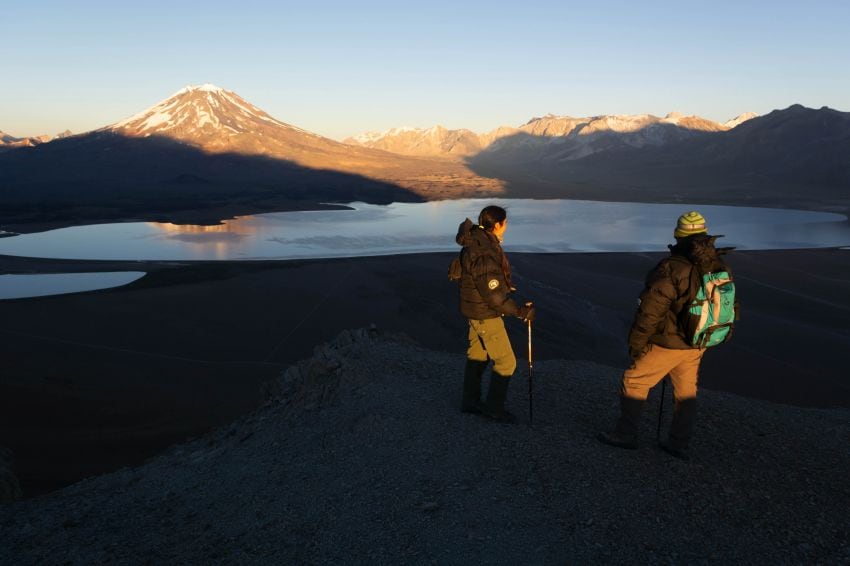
[
  {"left": 597, "top": 431, "right": 638, "bottom": 450},
  {"left": 482, "top": 372, "right": 516, "bottom": 424},
  {"left": 461, "top": 359, "right": 488, "bottom": 414},
  {"left": 659, "top": 440, "right": 690, "bottom": 461},
  {"left": 669, "top": 397, "right": 697, "bottom": 451},
  {"left": 614, "top": 395, "right": 646, "bottom": 439}
]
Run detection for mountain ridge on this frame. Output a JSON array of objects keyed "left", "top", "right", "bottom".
[{"left": 344, "top": 110, "right": 756, "bottom": 160}]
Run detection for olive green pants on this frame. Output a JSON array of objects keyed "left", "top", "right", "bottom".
[{"left": 467, "top": 317, "right": 517, "bottom": 376}]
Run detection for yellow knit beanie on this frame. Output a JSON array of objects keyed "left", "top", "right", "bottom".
[{"left": 674, "top": 211, "right": 708, "bottom": 238}]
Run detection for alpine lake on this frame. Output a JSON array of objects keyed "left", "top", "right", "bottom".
[{"left": 1, "top": 198, "right": 848, "bottom": 299}]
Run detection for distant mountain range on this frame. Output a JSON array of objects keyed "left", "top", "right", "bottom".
[
  {"left": 344, "top": 106, "right": 848, "bottom": 211},
  {"left": 1, "top": 84, "right": 848, "bottom": 229},
  {"left": 464, "top": 104, "right": 850, "bottom": 209},
  {"left": 0, "top": 129, "right": 73, "bottom": 151},
  {"left": 344, "top": 112, "right": 759, "bottom": 159}
]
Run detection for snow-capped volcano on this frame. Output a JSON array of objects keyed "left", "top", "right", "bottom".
[{"left": 106, "top": 84, "right": 328, "bottom": 154}]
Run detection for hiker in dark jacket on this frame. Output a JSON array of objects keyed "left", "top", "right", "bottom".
[
  {"left": 599, "top": 211, "right": 734, "bottom": 459},
  {"left": 456, "top": 205, "right": 535, "bottom": 423}
]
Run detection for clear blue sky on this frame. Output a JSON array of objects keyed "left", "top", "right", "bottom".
[{"left": 2, "top": 0, "right": 848, "bottom": 140}]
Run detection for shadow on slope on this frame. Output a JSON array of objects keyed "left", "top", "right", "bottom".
[
  {"left": 465, "top": 105, "right": 850, "bottom": 210},
  {"left": 2, "top": 328, "right": 848, "bottom": 563},
  {"left": 0, "top": 132, "right": 423, "bottom": 228}
]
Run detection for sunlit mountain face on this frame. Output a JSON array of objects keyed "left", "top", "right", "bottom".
[
  {"left": 345, "top": 112, "right": 757, "bottom": 160},
  {"left": 106, "top": 84, "right": 361, "bottom": 160}
]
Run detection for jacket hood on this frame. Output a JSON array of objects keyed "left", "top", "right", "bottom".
[
  {"left": 669, "top": 233, "right": 733, "bottom": 271},
  {"left": 456, "top": 218, "right": 489, "bottom": 247},
  {"left": 456, "top": 218, "right": 501, "bottom": 249}
]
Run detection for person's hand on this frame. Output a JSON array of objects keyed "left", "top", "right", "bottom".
[{"left": 518, "top": 302, "right": 536, "bottom": 322}]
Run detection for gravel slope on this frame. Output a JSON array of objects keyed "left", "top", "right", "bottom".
[{"left": 2, "top": 328, "right": 848, "bottom": 565}]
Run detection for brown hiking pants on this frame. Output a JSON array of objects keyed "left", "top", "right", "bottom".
[
  {"left": 622, "top": 344, "right": 704, "bottom": 402},
  {"left": 615, "top": 344, "right": 705, "bottom": 447}
]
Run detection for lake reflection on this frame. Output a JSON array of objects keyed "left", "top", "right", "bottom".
[{"left": 0, "top": 199, "right": 848, "bottom": 261}]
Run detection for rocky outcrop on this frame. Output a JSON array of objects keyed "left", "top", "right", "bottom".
[
  {"left": 0, "top": 447, "right": 22, "bottom": 503},
  {"left": 261, "top": 325, "right": 407, "bottom": 410}
]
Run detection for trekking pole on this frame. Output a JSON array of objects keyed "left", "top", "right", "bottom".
[
  {"left": 528, "top": 320, "right": 534, "bottom": 425},
  {"left": 656, "top": 376, "right": 667, "bottom": 441}
]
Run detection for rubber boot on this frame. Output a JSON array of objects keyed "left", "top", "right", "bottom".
[
  {"left": 662, "top": 397, "right": 697, "bottom": 460},
  {"left": 461, "top": 359, "right": 488, "bottom": 414},
  {"left": 482, "top": 372, "right": 515, "bottom": 423},
  {"left": 597, "top": 395, "right": 645, "bottom": 449}
]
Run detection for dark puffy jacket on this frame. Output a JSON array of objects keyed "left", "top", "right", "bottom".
[
  {"left": 456, "top": 218, "right": 521, "bottom": 320},
  {"left": 628, "top": 234, "right": 731, "bottom": 354}
]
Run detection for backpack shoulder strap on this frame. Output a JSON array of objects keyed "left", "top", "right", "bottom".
[{"left": 666, "top": 255, "right": 702, "bottom": 319}]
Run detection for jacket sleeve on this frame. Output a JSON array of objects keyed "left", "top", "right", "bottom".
[
  {"left": 470, "top": 252, "right": 520, "bottom": 317},
  {"left": 628, "top": 260, "right": 677, "bottom": 353}
]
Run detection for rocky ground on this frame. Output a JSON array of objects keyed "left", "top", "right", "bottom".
[
  {"left": 0, "top": 448, "right": 22, "bottom": 503},
  {"left": 1, "top": 328, "right": 848, "bottom": 565}
]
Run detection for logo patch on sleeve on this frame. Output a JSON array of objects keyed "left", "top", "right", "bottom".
[{"left": 488, "top": 279, "right": 500, "bottom": 290}]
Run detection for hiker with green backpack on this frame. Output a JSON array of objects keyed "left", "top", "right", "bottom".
[{"left": 598, "top": 211, "right": 738, "bottom": 460}]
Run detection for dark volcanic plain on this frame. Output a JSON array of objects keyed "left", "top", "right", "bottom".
[{"left": 1, "top": 248, "right": 848, "bottom": 498}]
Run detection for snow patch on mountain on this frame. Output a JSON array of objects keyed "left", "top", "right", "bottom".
[
  {"left": 174, "top": 83, "right": 224, "bottom": 95},
  {"left": 349, "top": 126, "right": 421, "bottom": 145},
  {"left": 723, "top": 112, "right": 759, "bottom": 129}
]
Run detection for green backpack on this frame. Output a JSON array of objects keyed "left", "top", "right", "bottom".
[
  {"left": 675, "top": 236, "right": 738, "bottom": 348},
  {"left": 683, "top": 269, "right": 736, "bottom": 347}
]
